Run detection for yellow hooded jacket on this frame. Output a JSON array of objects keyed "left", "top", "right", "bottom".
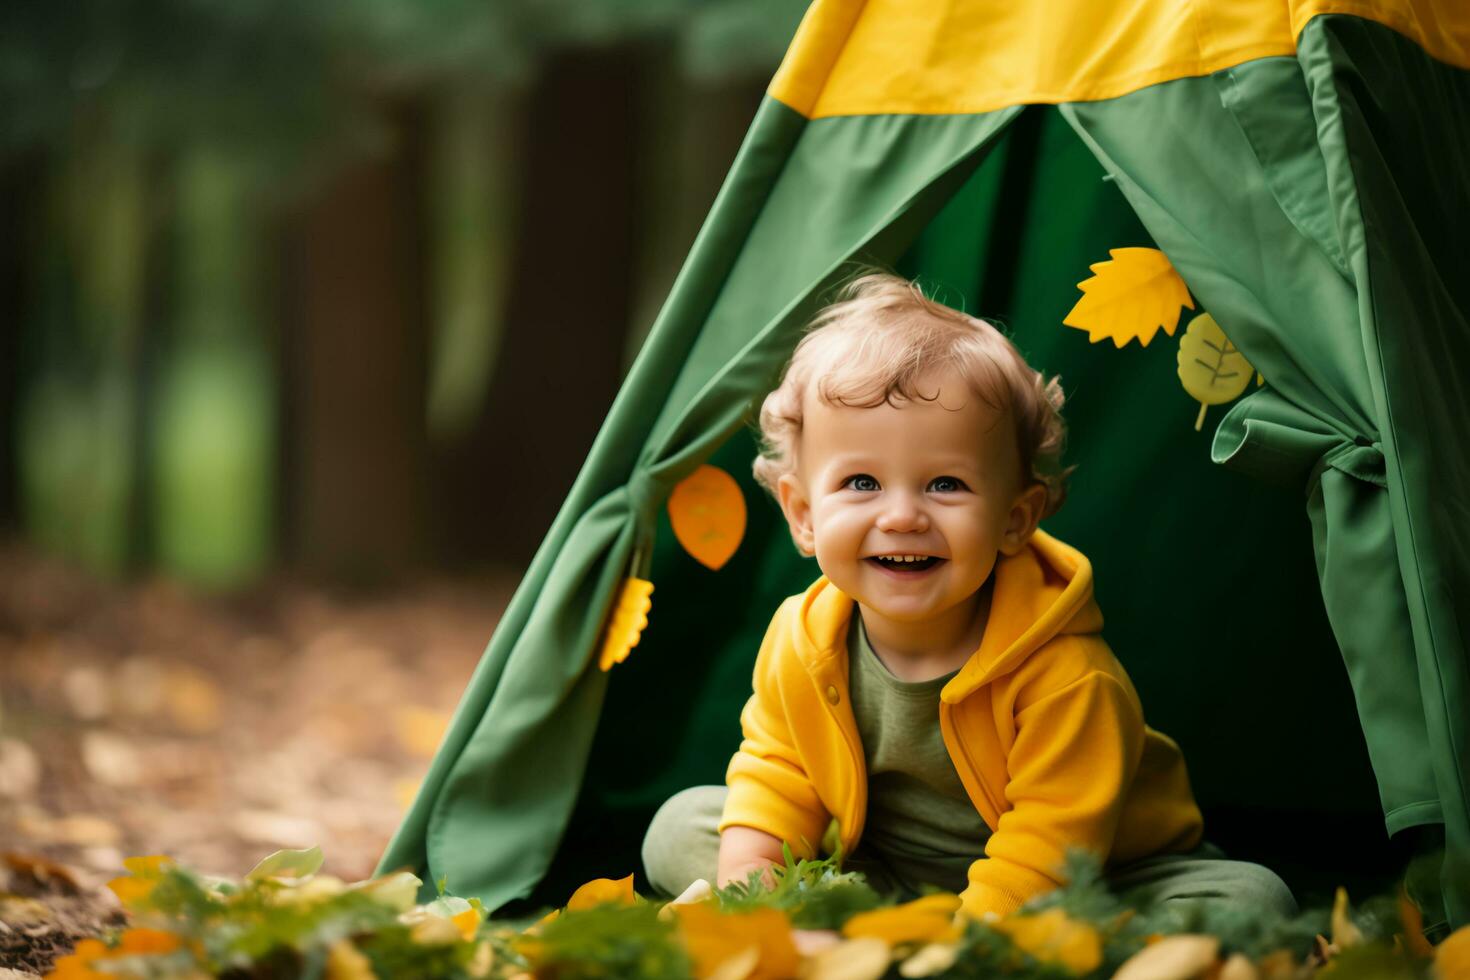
[{"left": 719, "top": 529, "right": 1204, "bottom": 918}]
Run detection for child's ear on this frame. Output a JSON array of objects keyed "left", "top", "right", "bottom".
[
  {"left": 776, "top": 473, "right": 816, "bottom": 557},
  {"left": 998, "top": 482, "right": 1048, "bottom": 556}
]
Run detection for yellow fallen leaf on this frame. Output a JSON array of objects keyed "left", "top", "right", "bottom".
[
  {"left": 1399, "top": 885, "right": 1435, "bottom": 959},
  {"left": 1437, "top": 924, "right": 1470, "bottom": 979},
  {"left": 1331, "top": 887, "right": 1363, "bottom": 949},
  {"left": 565, "top": 873, "right": 637, "bottom": 911},
  {"left": 107, "top": 875, "right": 157, "bottom": 909},
  {"left": 842, "top": 894, "right": 962, "bottom": 946},
  {"left": 598, "top": 577, "right": 654, "bottom": 671},
  {"left": 452, "top": 906, "right": 482, "bottom": 941},
  {"left": 163, "top": 666, "right": 222, "bottom": 734},
  {"left": 673, "top": 902, "right": 798, "bottom": 980},
  {"left": 802, "top": 936, "right": 892, "bottom": 980},
  {"left": 394, "top": 706, "right": 450, "bottom": 758},
  {"left": 114, "top": 929, "right": 183, "bottom": 955},
  {"left": 668, "top": 464, "right": 747, "bottom": 571},
  {"left": 898, "top": 941, "right": 959, "bottom": 978},
  {"left": 992, "top": 908, "right": 1103, "bottom": 975},
  {"left": 1177, "top": 312, "right": 1254, "bottom": 431},
  {"left": 122, "top": 855, "right": 174, "bottom": 877},
  {"left": 326, "top": 939, "right": 377, "bottom": 980},
  {"left": 706, "top": 943, "right": 760, "bottom": 980},
  {"left": 1218, "top": 952, "right": 1259, "bottom": 980},
  {"left": 1111, "top": 933, "right": 1218, "bottom": 980},
  {"left": 1063, "top": 247, "right": 1194, "bottom": 348}
]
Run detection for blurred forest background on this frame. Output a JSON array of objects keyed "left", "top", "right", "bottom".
[{"left": 0, "top": 2, "right": 806, "bottom": 955}]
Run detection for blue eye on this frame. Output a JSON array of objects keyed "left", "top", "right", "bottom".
[
  {"left": 844, "top": 474, "right": 880, "bottom": 492},
  {"left": 929, "top": 476, "right": 968, "bottom": 493}
]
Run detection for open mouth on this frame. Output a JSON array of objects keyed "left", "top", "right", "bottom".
[{"left": 867, "top": 555, "right": 944, "bottom": 573}]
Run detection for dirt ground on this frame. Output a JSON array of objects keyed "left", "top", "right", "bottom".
[{"left": 0, "top": 542, "right": 517, "bottom": 975}]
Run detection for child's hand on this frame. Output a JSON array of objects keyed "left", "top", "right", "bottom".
[{"left": 717, "top": 826, "right": 787, "bottom": 890}]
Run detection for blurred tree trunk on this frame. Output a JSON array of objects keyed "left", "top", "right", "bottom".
[
  {"left": 150, "top": 146, "right": 276, "bottom": 588},
  {"left": 0, "top": 154, "right": 43, "bottom": 533},
  {"left": 432, "top": 47, "right": 646, "bottom": 569},
  {"left": 16, "top": 134, "right": 150, "bottom": 575},
  {"left": 624, "top": 65, "right": 766, "bottom": 370},
  {"left": 281, "top": 103, "right": 429, "bottom": 580}
]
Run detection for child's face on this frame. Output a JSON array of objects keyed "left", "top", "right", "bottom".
[{"left": 776, "top": 366, "right": 1046, "bottom": 629}]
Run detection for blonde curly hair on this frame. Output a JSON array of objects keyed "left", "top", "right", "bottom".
[{"left": 753, "top": 272, "right": 1070, "bottom": 518}]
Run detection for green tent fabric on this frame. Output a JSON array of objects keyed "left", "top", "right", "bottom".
[{"left": 379, "top": 6, "right": 1469, "bottom": 928}]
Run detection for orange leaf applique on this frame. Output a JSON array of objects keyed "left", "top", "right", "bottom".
[
  {"left": 1063, "top": 247, "right": 1194, "bottom": 348},
  {"left": 598, "top": 577, "right": 653, "bottom": 672},
  {"left": 668, "top": 464, "right": 746, "bottom": 571}
]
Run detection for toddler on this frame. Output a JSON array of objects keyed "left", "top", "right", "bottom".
[{"left": 643, "top": 273, "right": 1295, "bottom": 919}]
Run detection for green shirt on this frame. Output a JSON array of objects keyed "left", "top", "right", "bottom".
[{"left": 846, "top": 612, "right": 992, "bottom": 896}]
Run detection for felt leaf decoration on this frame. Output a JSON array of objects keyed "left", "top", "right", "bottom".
[
  {"left": 1177, "top": 313, "right": 1254, "bottom": 431},
  {"left": 598, "top": 577, "right": 653, "bottom": 672},
  {"left": 1063, "top": 247, "right": 1194, "bottom": 347},
  {"left": 668, "top": 464, "right": 747, "bottom": 570}
]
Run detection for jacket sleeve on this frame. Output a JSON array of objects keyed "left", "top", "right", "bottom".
[
  {"left": 718, "top": 599, "right": 831, "bottom": 858},
  {"left": 959, "top": 662, "right": 1146, "bottom": 919}
]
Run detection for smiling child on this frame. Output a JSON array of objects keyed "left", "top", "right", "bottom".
[{"left": 642, "top": 273, "right": 1295, "bottom": 919}]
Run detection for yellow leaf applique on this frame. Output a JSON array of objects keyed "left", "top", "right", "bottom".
[
  {"left": 668, "top": 464, "right": 746, "bottom": 571},
  {"left": 1177, "top": 312, "right": 1254, "bottom": 431},
  {"left": 598, "top": 577, "right": 653, "bottom": 672},
  {"left": 1063, "top": 247, "right": 1194, "bottom": 348}
]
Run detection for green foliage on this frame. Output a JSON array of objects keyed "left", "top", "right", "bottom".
[
  {"left": 712, "top": 844, "right": 883, "bottom": 929},
  {"left": 534, "top": 901, "right": 690, "bottom": 980}
]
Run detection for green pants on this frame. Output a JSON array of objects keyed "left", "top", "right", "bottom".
[{"left": 642, "top": 786, "right": 1298, "bottom": 917}]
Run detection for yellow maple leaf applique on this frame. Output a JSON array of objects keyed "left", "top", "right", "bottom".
[
  {"left": 1177, "top": 312, "right": 1254, "bottom": 431},
  {"left": 1063, "top": 247, "right": 1194, "bottom": 348}
]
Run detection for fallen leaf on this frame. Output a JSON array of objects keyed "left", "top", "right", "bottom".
[
  {"left": 1437, "top": 924, "right": 1470, "bottom": 979},
  {"left": 1112, "top": 934, "right": 1219, "bottom": 980},
  {"left": 80, "top": 732, "right": 145, "bottom": 787},
  {"left": 842, "top": 894, "right": 962, "bottom": 946},
  {"left": 1331, "top": 887, "right": 1363, "bottom": 949},
  {"left": 163, "top": 666, "right": 223, "bottom": 734},
  {"left": 325, "top": 939, "right": 377, "bottom": 980},
  {"left": 393, "top": 706, "right": 449, "bottom": 758},
  {"left": 1218, "top": 953, "right": 1259, "bottom": 980},
  {"left": 0, "top": 738, "right": 41, "bottom": 799},
  {"left": 247, "top": 845, "right": 324, "bottom": 881},
  {"left": 565, "top": 874, "right": 636, "bottom": 911},
  {"left": 802, "top": 936, "right": 891, "bottom": 980},
  {"left": 991, "top": 907, "right": 1103, "bottom": 975},
  {"left": 898, "top": 942, "right": 959, "bottom": 978},
  {"left": 673, "top": 903, "right": 798, "bottom": 980},
  {"left": 3, "top": 853, "right": 82, "bottom": 894}
]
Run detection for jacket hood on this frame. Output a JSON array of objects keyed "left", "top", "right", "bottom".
[{"left": 793, "top": 528, "right": 1103, "bottom": 702}]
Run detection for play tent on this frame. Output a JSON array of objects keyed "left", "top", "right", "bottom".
[{"left": 379, "top": 0, "right": 1470, "bottom": 929}]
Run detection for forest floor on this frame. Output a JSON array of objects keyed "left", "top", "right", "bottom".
[{"left": 0, "top": 542, "right": 516, "bottom": 976}]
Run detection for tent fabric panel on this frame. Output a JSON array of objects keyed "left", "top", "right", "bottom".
[
  {"left": 1058, "top": 61, "right": 1440, "bottom": 829},
  {"left": 1299, "top": 13, "right": 1470, "bottom": 922},
  {"left": 769, "top": 0, "right": 1468, "bottom": 119}
]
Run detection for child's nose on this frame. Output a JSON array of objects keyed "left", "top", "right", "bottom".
[{"left": 875, "top": 493, "right": 929, "bottom": 533}]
